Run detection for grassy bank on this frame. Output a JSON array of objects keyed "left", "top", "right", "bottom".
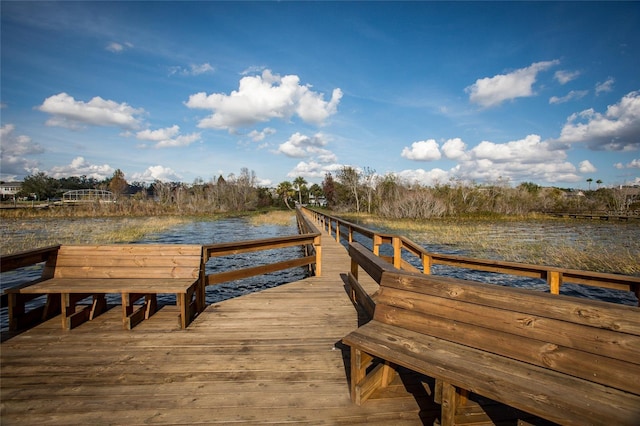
[
  {"left": 0, "top": 216, "right": 192, "bottom": 256},
  {"left": 338, "top": 213, "right": 640, "bottom": 276},
  {"left": 0, "top": 209, "right": 296, "bottom": 256}
]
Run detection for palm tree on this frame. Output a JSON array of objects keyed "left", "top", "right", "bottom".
[
  {"left": 596, "top": 179, "right": 603, "bottom": 189},
  {"left": 276, "top": 181, "right": 294, "bottom": 210},
  {"left": 293, "top": 176, "right": 307, "bottom": 205},
  {"left": 586, "top": 178, "right": 593, "bottom": 190}
]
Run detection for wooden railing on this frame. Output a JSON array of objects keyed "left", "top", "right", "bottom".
[
  {"left": 0, "top": 245, "right": 61, "bottom": 309},
  {"left": 1, "top": 210, "right": 322, "bottom": 311},
  {"left": 202, "top": 207, "right": 321, "bottom": 286},
  {"left": 303, "top": 207, "right": 640, "bottom": 304}
]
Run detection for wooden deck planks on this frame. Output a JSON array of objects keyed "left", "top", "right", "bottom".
[{"left": 1, "top": 229, "right": 430, "bottom": 425}]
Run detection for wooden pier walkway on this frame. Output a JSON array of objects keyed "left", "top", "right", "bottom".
[{"left": 0, "top": 228, "right": 434, "bottom": 424}]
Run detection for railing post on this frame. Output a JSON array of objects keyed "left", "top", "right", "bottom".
[
  {"left": 314, "top": 235, "right": 322, "bottom": 277},
  {"left": 348, "top": 225, "right": 353, "bottom": 243},
  {"left": 392, "top": 236, "right": 402, "bottom": 269},
  {"left": 422, "top": 254, "right": 432, "bottom": 274},
  {"left": 351, "top": 256, "right": 359, "bottom": 281},
  {"left": 547, "top": 270, "right": 562, "bottom": 295},
  {"left": 335, "top": 221, "right": 341, "bottom": 243},
  {"left": 372, "top": 234, "right": 382, "bottom": 256}
]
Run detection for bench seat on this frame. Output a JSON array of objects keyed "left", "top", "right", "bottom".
[
  {"left": 342, "top": 242, "right": 640, "bottom": 426},
  {"left": 7, "top": 244, "right": 205, "bottom": 331},
  {"left": 344, "top": 321, "right": 640, "bottom": 426}
]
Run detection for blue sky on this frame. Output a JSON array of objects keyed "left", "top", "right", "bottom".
[{"left": 1, "top": 1, "right": 639, "bottom": 189}]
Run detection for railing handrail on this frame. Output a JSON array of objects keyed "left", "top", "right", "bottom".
[
  {"left": 1, "top": 211, "right": 323, "bottom": 307},
  {"left": 303, "top": 207, "right": 640, "bottom": 304}
]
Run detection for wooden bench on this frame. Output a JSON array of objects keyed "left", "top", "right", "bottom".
[
  {"left": 342, "top": 242, "right": 640, "bottom": 426},
  {"left": 7, "top": 244, "right": 205, "bottom": 330}
]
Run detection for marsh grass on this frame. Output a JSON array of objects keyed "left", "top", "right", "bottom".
[
  {"left": 248, "top": 210, "right": 295, "bottom": 226},
  {"left": 0, "top": 216, "right": 190, "bottom": 255},
  {"left": 338, "top": 213, "right": 640, "bottom": 276}
]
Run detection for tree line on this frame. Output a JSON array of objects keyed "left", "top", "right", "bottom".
[{"left": 6, "top": 167, "right": 639, "bottom": 217}]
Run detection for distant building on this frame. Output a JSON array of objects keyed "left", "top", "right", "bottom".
[{"left": 0, "top": 182, "right": 22, "bottom": 199}]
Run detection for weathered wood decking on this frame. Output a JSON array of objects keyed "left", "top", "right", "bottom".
[{"left": 1, "top": 228, "right": 436, "bottom": 424}]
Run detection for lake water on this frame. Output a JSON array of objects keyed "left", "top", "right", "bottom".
[{"left": 1, "top": 217, "right": 638, "bottom": 331}]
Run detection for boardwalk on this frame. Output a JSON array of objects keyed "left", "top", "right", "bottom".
[{"left": 1, "top": 228, "right": 434, "bottom": 425}]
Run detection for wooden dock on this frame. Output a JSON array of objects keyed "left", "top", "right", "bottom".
[{"left": 1, "top": 228, "right": 437, "bottom": 425}]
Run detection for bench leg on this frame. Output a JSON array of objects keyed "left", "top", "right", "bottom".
[
  {"left": 62, "top": 293, "right": 94, "bottom": 330},
  {"left": 89, "top": 294, "right": 107, "bottom": 320},
  {"left": 122, "top": 293, "right": 157, "bottom": 330},
  {"left": 350, "top": 346, "right": 396, "bottom": 405},
  {"left": 7, "top": 293, "right": 61, "bottom": 331},
  {"left": 437, "top": 380, "right": 470, "bottom": 426},
  {"left": 178, "top": 282, "right": 201, "bottom": 329}
]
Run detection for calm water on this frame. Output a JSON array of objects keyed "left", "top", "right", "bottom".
[{"left": 1, "top": 217, "right": 638, "bottom": 330}]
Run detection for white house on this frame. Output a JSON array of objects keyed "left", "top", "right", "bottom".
[{"left": 0, "top": 182, "right": 22, "bottom": 198}]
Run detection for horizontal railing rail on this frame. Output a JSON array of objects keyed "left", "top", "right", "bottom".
[
  {"left": 203, "top": 208, "right": 322, "bottom": 286},
  {"left": 303, "top": 207, "right": 640, "bottom": 305},
  {"left": 0, "top": 245, "right": 61, "bottom": 308}
]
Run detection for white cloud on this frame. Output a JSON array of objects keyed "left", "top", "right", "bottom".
[
  {"left": 397, "top": 168, "right": 450, "bottom": 186},
  {"left": 472, "top": 134, "right": 558, "bottom": 163},
  {"left": 48, "top": 156, "right": 114, "bottom": 180},
  {"left": 130, "top": 165, "right": 182, "bottom": 183},
  {"left": 185, "top": 69, "right": 342, "bottom": 130},
  {"left": 136, "top": 125, "right": 201, "bottom": 148},
  {"left": 106, "top": 41, "right": 133, "bottom": 53},
  {"left": 614, "top": 159, "right": 640, "bottom": 169},
  {"left": 277, "top": 132, "right": 337, "bottom": 163},
  {"left": 555, "top": 91, "right": 640, "bottom": 150},
  {"left": 466, "top": 60, "right": 560, "bottom": 108},
  {"left": 286, "top": 161, "right": 343, "bottom": 179},
  {"left": 441, "top": 138, "right": 467, "bottom": 160},
  {"left": 401, "top": 134, "right": 582, "bottom": 185},
  {"left": 549, "top": 90, "right": 588, "bottom": 105},
  {"left": 0, "top": 124, "right": 45, "bottom": 178},
  {"left": 578, "top": 160, "right": 597, "bottom": 173},
  {"left": 248, "top": 127, "right": 276, "bottom": 142},
  {"left": 169, "top": 63, "right": 215, "bottom": 76},
  {"left": 38, "top": 93, "right": 144, "bottom": 130},
  {"left": 401, "top": 139, "right": 441, "bottom": 161},
  {"left": 554, "top": 70, "right": 581, "bottom": 85},
  {"left": 595, "top": 77, "right": 615, "bottom": 95}
]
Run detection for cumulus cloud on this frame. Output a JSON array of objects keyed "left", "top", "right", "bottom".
[
  {"left": 169, "top": 63, "right": 215, "bottom": 76},
  {"left": 185, "top": 69, "right": 343, "bottom": 130},
  {"left": 578, "top": 160, "right": 597, "bottom": 173},
  {"left": 37, "top": 93, "right": 144, "bottom": 130},
  {"left": 248, "top": 127, "right": 276, "bottom": 142},
  {"left": 401, "top": 139, "right": 442, "bottom": 161},
  {"left": 595, "top": 77, "right": 615, "bottom": 95},
  {"left": 130, "top": 165, "right": 182, "bottom": 183},
  {"left": 555, "top": 91, "right": 640, "bottom": 150},
  {"left": 466, "top": 60, "right": 560, "bottom": 108},
  {"left": 286, "top": 161, "right": 343, "bottom": 179},
  {"left": 554, "top": 70, "right": 581, "bottom": 85},
  {"left": 48, "top": 156, "right": 114, "bottom": 180},
  {"left": 106, "top": 41, "right": 133, "bottom": 53},
  {"left": 397, "top": 168, "right": 450, "bottom": 186},
  {"left": 614, "top": 159, "right": 640, "bottom": 169},
  {"left": 0, "top": 124, "right": 44, "bottom": 178},
  {"left": 400, "top": 134, "right": 584, "bottom": 185},
  {"left": 441, "top": 138, "right": 467, "bottom": 160},
  {"left": 136, "top": 125, "right": 201, "bottom": 148},
  {"left": 549, "top": 90, "right": 588, "bottom": 105},
  {"left": 277, "top": 132, "right": 337, "bottom": 163}
]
